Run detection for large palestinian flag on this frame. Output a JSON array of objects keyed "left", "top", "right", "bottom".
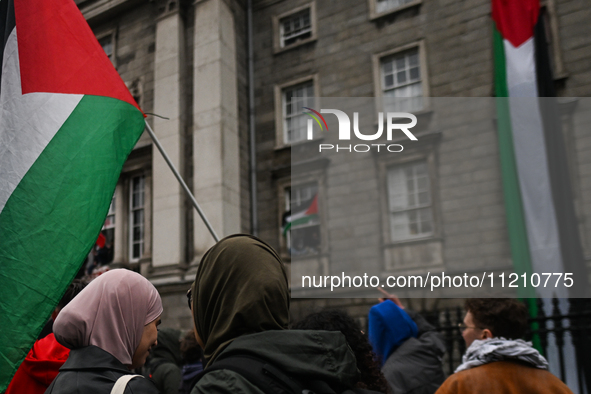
[
  {"left": 0, "top": 0, "right": 144, "bottom": 389},
  {"left": 492, "top": 0, "right": 587, "bottom": 299}
]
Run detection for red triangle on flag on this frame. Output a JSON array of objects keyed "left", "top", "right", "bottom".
[
  {"left": 491, "top": 0, "right": 540, "bottom": 48},
  {"left": 305, "top": 194, "right": 318, "bottom": 216},
  {"left": 13, "top": 0, "right": 140, "bottom": 111}
]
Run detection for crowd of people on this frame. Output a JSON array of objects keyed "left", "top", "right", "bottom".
[{"left": 4, "top": 234, "right": 575, "bottom": 394}]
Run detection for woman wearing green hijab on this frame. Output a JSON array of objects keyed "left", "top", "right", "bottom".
[{"left": 188, "top": 234, "right": 361, "bottom": 394}]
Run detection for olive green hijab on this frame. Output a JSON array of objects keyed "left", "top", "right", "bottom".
[{"left": 191, "top": 234, "right": 289, "bottom": 365}]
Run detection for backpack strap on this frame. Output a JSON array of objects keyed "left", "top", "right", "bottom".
[
  {"left": 110, "top": 374, "right": 144, "bottom": 394},
  {"left": 191, "top": 355, "right": 306, "bottom": 394}
]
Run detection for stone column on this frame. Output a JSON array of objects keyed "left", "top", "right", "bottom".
[
  {"left": 192, "top": 0, "right": 241, "bottom": 256},
  {"left": 152, "top": 4, "right": 186, "bottom": 267}
]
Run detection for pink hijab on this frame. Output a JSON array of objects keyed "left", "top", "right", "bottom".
[{"left": 53, "top": 269, "right": 162, "bottom": 365}]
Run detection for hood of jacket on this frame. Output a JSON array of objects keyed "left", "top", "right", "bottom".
[
  {"left": 214, "top": 330, "right": 359, "bottom": 389},
  {"left": 368, "top": 301, "right": 418, "bottom": 365},
  {"left": 20, "top": 333, "right": 70, "bottom": 386},
  {"left": 151, "top": 327, "right": 182, "bottom": 365}
]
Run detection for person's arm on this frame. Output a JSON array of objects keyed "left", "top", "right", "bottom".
[{"left": 377, "top": 289, "right": 436, "bottom": 334}]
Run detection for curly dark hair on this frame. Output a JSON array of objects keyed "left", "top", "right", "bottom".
[
  {"left": 293, "top": 309, "right": 390, "bottom": 393},
  {"left": 465, "top": 298, "right": 529, "bottom": 340}
]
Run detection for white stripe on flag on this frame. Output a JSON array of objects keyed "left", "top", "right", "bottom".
[
  {"left": 504, "top": 38, "right": 566, "bottom": 298},
  {"left": 0, "top": 28, "right": 83, "bottom": 213},
  {"left": 504, "top": 38, "right": 538, "bottom": 97}
]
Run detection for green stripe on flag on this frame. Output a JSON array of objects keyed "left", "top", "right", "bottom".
[
  {"left": 282, "top": 214, "right": 319, "bottom": 236},
  {"left": 493, "top": 27, "right": 508, "bottom": 98},
  {"left": 0, "top": 95, "right": 144, "bottom": 389}
]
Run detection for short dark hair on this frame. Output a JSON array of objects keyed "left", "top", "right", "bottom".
[
  {"left": 57, "top": 279, "right": 87, "bottom": 309},
  {"left": 465, "top": 298, "right": 529, "bottom": 339}
]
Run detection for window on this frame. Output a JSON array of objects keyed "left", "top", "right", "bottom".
[
  {"left": 381, "top": 48, "right": 422, "bottom": 112},
  {"left": 368, "top": 0, "right": 421, "bottom": 19},
  {"left": 376, "top": 0, "right": 415, "bottom": 13},
  {"left": 280, "top": 9, "right": 311, "bottom": 47},
  {"left": 283, "top": 183, "right": 320, "bottom": 255},
  {"left": 273, "top": 3, "right": 317, "bottom": 53},
  {"left": 129, "top": 175, "right": 145, "bottom": 261},
  {"left": 282, "top": 80, "right": 315, "bottom": 144},
  {"left": 387, "top": 161, "right": 434, "bottom": 241}
]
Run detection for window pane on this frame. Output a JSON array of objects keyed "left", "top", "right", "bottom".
[
  {"left": 385, "top": 74, "right": 394, "bottom": 88},
  {"left": 130, "top": 175, "right": 145, "bottom": 261},
  {"left": 283, "top": 81, "right": 315, "bottom": 143},
  {"left": 133, "top": 243, "right": 141, "bottom": 259},
  {"left": 387, "top": 162, "right": 434, "bottom": 241},
  {"left": 397, "top": 71, "right": 407, "bottom": 84},
  {"left": 133, "top": 226, "right": 142, "bottom": 241},
  {"left": 418, "top": 191, "right": 430, "bottom": 205},
  {"left": 383, "top": 61, "right": 393, "bottom": 73}
]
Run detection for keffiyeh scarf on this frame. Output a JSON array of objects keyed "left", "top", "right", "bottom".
[{"left": 455, "top": 338, "right": 549, "bottom": 373}]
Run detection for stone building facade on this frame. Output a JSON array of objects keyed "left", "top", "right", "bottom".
[{"left": 77, "top": 0, "right": 591, "bottom": 330}]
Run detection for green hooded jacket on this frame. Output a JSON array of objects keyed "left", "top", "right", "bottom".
[{"left": 190, "top": 330, "right": 358, "bottom": 393}]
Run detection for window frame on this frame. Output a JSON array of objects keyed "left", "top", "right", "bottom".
[
  {"left": 277, "top": 169, "right": 328, "bottom": 261},
  {"left": 129, "top": 174, "right": 146, "bottom": 263},
  {"left": 272, "top": 2, "right": 317, "bottom": 54},
  {"left": 372, "top": 41, "right": 430, "bottom": 115},
  {"left": 386, "top": 160, "right": 435, "bottom": 242},
  {"left": 377, "top": 149, "right": 440, "bottom": 247},
  {"left": 367, "top": 0, "right": 422, "bottom": 20},
  {"left": 283, "top": 182, "right": 321, "bottom": 256},
  {"left": 274, "top": 74, "right": 321, "bottom": 148}
]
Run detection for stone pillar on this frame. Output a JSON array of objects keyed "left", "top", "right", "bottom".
[
  {"left": 192, "top": 0, "right": 241, "bottom": 256},
  {"left": 152, "top": 4, "right": 186, "bottom": 267}
]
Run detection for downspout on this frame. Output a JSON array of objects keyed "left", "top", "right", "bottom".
[{"left": 247, "top": 0, "right": 258, "bottom": 236}]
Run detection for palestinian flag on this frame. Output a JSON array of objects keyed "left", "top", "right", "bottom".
[
  {"left": 282, "top": 194, "right": 319, "bottom": 236},
  {"left": 0, "top": 0, "right": 144, "bottom": 389},
  {"left": 492, "top": 0, "right": 587, "bottom": 299}
]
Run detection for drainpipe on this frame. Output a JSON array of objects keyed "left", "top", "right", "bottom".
[{"left": 247, "top": 0, "right": 258, "bottom": 236}]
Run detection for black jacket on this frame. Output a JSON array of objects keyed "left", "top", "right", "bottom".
[
  {"left": 381, "top": 311, "right": 446, "bottom": 394},
  {"left": 45, "top": 345, "right": 159, "bottom": 394}
]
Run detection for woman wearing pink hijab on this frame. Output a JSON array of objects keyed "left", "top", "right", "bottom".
[{"left": 46, "top": 269, "right": 163, "bottom": 394}]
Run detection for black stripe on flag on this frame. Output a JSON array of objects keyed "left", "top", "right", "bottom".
[
  {"left": 535, "top": 14, "right": 589, "bottom": 298},
  {"left": 0, "top": 0, "right": 16, "bottom": 95}
]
